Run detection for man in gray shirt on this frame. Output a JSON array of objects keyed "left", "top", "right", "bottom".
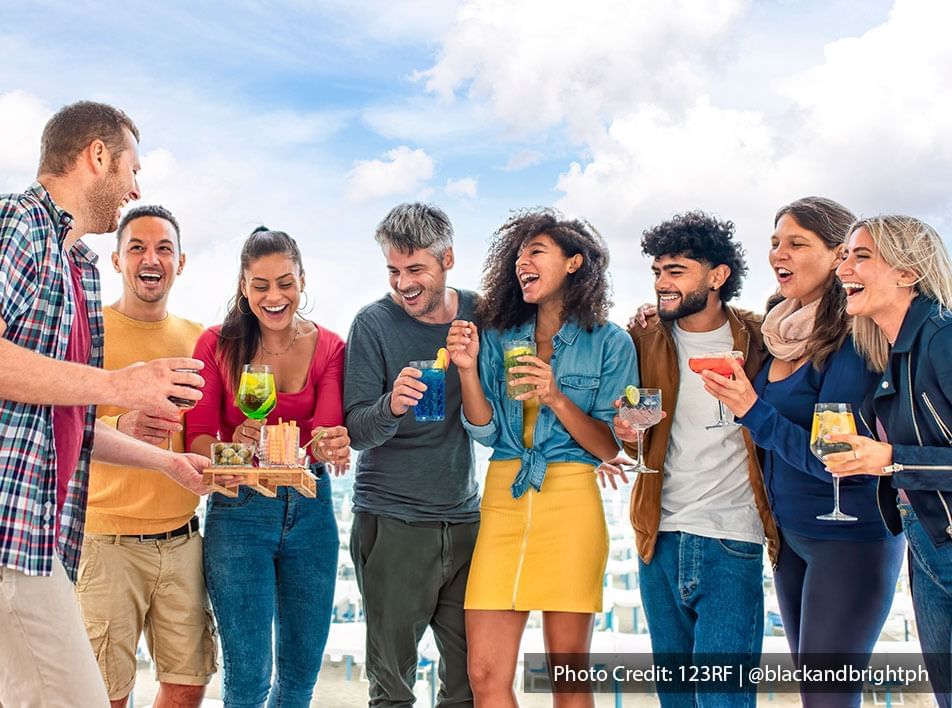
[{"left": 345, "top": 203, "right": 480, "bottom": 707}]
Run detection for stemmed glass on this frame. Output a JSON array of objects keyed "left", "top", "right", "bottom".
[
  {"left": 237, "top": 364, "right": 277, "bottom": 421},
  {"left": 688, "top": 351, "right": 744, "bottom": 429},
  {"left": 603, "top": 387, "right": 663, "bottom": 474},
  {"left": 810, "top": 402, "right": 858, "bottom": 522}
]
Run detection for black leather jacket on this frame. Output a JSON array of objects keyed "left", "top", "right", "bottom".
[{"left": 865, "top": 297, "right": 952, "bottom": 547}]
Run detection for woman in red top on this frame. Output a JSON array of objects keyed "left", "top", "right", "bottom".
[{"left": 187, "top": 227, "right": 350, "bottom": 708}]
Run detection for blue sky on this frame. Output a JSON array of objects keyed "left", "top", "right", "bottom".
[{"left": 2, "top": 0, "right": 950, "bottom": 337}]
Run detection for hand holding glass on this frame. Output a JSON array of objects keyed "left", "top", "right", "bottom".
[
  {"left": 606, "top": 388, "right": 663, "bottom": 474},
  {"left": 237, "top": 364, "right": 277, "bottom": 420},
  {"left": 688, "top": 351, "right": 744, "bottom": 429},
  {"left": 810, "top": 402, "right": 858, "bottom": 522},
  {"left": 410, "top": 360, "right": 446, "bottom": 422},
  {"left": 503, "top": 339, "right": 536, "bottom": 399}
]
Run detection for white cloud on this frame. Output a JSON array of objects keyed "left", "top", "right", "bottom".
[
  {"left": 413, "top": 0, "right": 952, "bottom": 316},
  {"left": 0, "top": 91, "right": 51, "bottom": 186},
  {"left": 416, "top": 0, "right": 747, "bottom": 138},
  {"left": 345, "top": 146, "right": 435, "bottom": 203},
  {"left": 445, "top": 176, "right": 477, "bottom": 199},
  {"left": 502, "top": 150, "right": 544, "bottom": 172}
]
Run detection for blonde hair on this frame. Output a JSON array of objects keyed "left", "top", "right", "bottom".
[{"left": 849, "top": 215, "right": 952, "bottom": 372}]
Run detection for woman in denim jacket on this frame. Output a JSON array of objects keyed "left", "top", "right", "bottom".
[
  {"left": 828, "top": 215, "right": 952, "bottom": 708},
  {"left": 446, "top": 209, "right": 637, "bottom": 707}
]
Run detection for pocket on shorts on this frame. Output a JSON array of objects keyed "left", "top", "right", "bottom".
[
  {"left": 202, "top": 608, "right": 220, "bottom": 675},
  {"left": 76, "top": 538, "right": 101, "bottom": 593},
  {"left": 716, "top": 538, "right": 763, "bottom": 560},
  {"left": 84, "top": 619, "right": 122, "bottom": 694}
]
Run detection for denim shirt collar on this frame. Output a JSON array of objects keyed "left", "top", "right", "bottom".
[
  {"left": 508, "top": 317, "right": 583, "bottom": 498},
  {"left": 508, "top": 317, "right": 582, "bottom": 346}
]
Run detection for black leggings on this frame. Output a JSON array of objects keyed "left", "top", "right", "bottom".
[{"left": 774, "top": 528, "right": 905, "bottom": 708}]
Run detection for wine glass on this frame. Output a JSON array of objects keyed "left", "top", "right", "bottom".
[
  {"left": 687, "top": 351, "right": 744, "bottom": 429},
  {"left": 810, "top": 402, "right": 858, "bottom": 522},
  {"left": 601, "top": 387, "right": 663, "bottom": 475},
  {"left": 236, "top": 364, "right": 277, "bottom": 421},
  {"left": 165, "top": 367, "right": 200, "bottom": 449}
]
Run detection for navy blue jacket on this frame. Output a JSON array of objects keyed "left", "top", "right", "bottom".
[
  {"left": 739, "top": 339, "right": 888, "bottom": 540},
  {"left": 865, "top": 296, "right": 952, "bottom": 548}
]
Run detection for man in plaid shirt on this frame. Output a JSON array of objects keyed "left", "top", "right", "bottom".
[{"left": 0, "top": 101, "right": 211, "bottom": 707}]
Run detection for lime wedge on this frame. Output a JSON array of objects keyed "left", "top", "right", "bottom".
[
  {"left": 624, "top": 385, "right": 640, "bottom": 406},
  {"left": 260, "top": 388, "right": 277, "bottom": 412}
]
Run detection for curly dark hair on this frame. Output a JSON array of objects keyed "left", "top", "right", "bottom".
[
  {"left": 640, "top": 211, "right": 747, "bottom": 302},
  {"left": 476, "top": 208, "right": 612, "bottom": 332}
]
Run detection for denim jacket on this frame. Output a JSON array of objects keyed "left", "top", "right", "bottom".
[{"left": 461, "top": 318, "right": 638, "bottom": 498}]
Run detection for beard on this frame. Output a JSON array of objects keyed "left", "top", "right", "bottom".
[
  {"left": 657, "top": 284, "right": 710, "bottom": 321},
  {"left": 85, "top": 166, "right": 124, "bottom": 234},
  {"left": 406, "top": 286, "right": 444, "bottom": 318}
]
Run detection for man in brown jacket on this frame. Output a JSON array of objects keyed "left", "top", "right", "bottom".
[{"left": 618, "top": 212, "right": 778, "bottom": 707}]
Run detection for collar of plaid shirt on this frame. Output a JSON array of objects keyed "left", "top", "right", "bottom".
[{"left": 0, "top": 182, "right": 103, "bottom": 580}]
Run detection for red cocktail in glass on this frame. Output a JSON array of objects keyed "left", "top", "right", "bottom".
[{"left": 687, "top": 350, "right": 744, "bottom": 429}]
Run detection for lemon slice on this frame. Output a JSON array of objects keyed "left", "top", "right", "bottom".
[
  {"left": 505, "top": 346, "right": 533, "bottom": 361},
  {"left": 435, "top": 347, "right": 449, "bottom": 369},
  {"left": 624, "top": 385, "right": 640, "bottom": 406}
]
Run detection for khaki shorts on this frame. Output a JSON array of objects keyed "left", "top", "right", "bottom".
[
  {"left": 76, "top": 529, "right": 217, "bottom": 700},
  {"left": 0, "top": 557, "right": 110, "bottom": 707}
]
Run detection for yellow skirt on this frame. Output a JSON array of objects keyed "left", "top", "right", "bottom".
[{"left": 464, "top": 459, "right": 609, "bottom": 613}]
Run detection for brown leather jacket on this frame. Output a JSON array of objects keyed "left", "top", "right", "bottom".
[{"left": 627, "top": 307, "right": 779, "bottom": 567}]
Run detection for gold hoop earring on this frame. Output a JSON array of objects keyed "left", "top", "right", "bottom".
[{"left": 237, "top": 296, "right": 251, "bottom": 315}]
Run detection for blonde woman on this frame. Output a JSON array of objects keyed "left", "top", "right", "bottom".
[{"left": 828, "top": 215, "right": 952, "bottom": 708}]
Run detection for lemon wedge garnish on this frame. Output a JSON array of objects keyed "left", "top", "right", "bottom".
[{"left": 435, "top": 347, "right": 449, "bottom": 369}]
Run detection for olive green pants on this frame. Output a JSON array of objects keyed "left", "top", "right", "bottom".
[{"left": 350, "top": 512, "right": 478, "bottom": 707}]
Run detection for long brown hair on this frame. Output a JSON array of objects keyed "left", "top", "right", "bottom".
[
  {"left": 218, "top": 227, "right": 305, "bottom": 390},
  {"left": 770, "top": 197, "right": 855, "bottom": 370}
]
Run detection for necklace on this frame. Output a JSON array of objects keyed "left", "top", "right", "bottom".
[{"left": 260, "top": 324, "right": 300, "bottom": 357}]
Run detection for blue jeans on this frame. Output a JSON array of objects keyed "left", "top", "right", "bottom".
[
  {"left": 900, "top": 504, "right": 952, "bottom": 708},
  {"left": 639, "top": 531, "right": 764, "bottom": 708},
  {"left": 204, "top": 467, "right": 338, "bottom": 708}
]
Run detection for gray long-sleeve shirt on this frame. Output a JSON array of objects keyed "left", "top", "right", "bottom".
[{"left": 344, "top": 291, "right": 480, "bottom": 523}]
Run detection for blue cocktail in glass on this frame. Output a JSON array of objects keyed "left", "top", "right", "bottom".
[{"left": 411, "top": 359, "right": 446, "bottom": 422}]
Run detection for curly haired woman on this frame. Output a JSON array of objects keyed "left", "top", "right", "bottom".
[{"left": 446, "top": 208, "right": 637, "bottom": 707}]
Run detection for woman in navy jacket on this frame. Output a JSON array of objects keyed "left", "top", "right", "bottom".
[
  {"left": 828, "top": 215, "right": 952, "bottom": 708},
  {"left": 702, "top": 197, "right": 904, "bottom": 708}
]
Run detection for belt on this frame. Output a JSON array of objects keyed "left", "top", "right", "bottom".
[{"left": 127, "top": 516, "right": 199, "bottom": 542}]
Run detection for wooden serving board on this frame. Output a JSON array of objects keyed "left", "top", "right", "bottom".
[{"left": 204, "top": 465, "right": 317, "bottom": 498}]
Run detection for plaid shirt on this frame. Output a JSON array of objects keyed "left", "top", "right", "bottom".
[{"left": 0, "top": 182, "right": 103, "bottom": 581}]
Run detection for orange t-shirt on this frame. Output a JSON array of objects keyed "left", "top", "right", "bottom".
[{"left": 84, "top": 306, "right": 204, "bottom": 535}]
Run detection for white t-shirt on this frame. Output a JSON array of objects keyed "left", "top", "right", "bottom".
[{"left": 658, "top": 321, "right": 765, "bottom": 545}]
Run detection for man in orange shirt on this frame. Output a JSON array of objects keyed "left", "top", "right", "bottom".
[{"left": 77, "top": 205, "right": 215, "bottom": 708}]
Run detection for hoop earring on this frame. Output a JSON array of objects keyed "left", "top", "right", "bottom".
[
  {"left": 298, "top": 290, "right": 312, "bottom": 314},
  {"left": 237, "top": 296, "right": 251, "bottom": 315}
]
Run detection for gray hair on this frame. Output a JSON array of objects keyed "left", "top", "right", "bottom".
[{"left": 374, "top": 203, "right": 454, "bottom": 260}]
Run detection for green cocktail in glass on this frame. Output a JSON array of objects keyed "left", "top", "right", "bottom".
[
  {"left": 503, "top": 339, "right": 536, "bottom": 399},
  {"left": 236, "top": 364, "right": 277, "bottom": 420}
]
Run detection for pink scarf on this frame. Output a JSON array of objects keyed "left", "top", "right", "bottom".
[{"left": 761, "top": 298, "right": 820, "bottom": 362}]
